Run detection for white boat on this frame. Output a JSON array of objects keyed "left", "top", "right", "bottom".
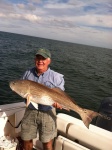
[{"left": 0, "top": 101, "right": 112, "bottom": 150}]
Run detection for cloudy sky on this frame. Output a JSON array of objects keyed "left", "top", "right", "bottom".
[{"left": 0, "top": 0, "right": 112, "bottom": 49}]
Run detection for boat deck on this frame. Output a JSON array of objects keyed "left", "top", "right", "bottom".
[{"left": 0, "top": 102, "right": 112, "bottom": 150}]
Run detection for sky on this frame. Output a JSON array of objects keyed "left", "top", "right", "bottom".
[{"left": 0, "top": 0, "right": 112, "bottom": 49}]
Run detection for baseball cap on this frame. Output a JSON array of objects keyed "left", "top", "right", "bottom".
[{"left": 36, "top": 48, "right": 51, "bottom": 58}]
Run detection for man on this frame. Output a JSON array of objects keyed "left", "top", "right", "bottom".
[{"left": 21, "top": 48, "right": 65, "bottom": 150}]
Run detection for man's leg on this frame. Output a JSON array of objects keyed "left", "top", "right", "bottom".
[
  {"left": 40, "top": 109, "right": 56, "bottom": 150},
  {"left": 43, "top": 140, "right": 53, "bottom": 150},
  {"left": 21, "top": 108, "right": 38, "bottom": 150},
  {"left": 23, "top": 140, "right": 33, "bottom": 150}
]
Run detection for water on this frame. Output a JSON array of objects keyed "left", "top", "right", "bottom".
[{"left": 0, "top": 31, "right": 112, "bottom": 118}]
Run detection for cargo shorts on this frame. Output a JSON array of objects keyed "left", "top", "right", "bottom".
[{"left": 21, "top": 107, "right": 57, "bottom": 143}]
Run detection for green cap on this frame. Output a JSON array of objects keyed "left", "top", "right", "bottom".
[{"left": 36, "top": 48, "right": 51, "bottom": 58}]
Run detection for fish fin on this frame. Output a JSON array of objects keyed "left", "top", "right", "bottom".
[
  {"left": 62, "top": 105, "right": 70, "bottom": 111},
  {"left": 80, "top": 109, "right": 100, "bottom": 128},
  {"left": 26, "top": 94, "right": 32, "bottom": 107},
  {"left": 62, "top": 106, "right": 70, "bottom": 111}
]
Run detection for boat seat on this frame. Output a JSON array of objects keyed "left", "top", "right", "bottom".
[
  {"left": 67, "top": 123, "right": 112, "bottom": 150},
  {"left": 33, "top": 135, "right": 90, "bottom": 150},
  {"left": 0, "top": 102, "right": 25, "bottom": 138},
  {"left": 57, "top": 113, "right": 112, "bottom": 150},
  {"left": 54, "top": 135, "right": 90, "bottom": 150}
]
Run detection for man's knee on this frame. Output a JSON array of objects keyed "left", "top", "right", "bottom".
[
  {"left": 23, "top": 139, "right": 33, "bottom": 150},
  {"left": 43, "top": 140, "right": 53, "bottom": 150}
]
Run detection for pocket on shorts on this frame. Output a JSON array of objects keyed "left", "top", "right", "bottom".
[
  {"left": 44, "top": 121, "right": 56, "bottom": 132},
  {"left": 21, "top": 121, "right": 30, "bottom": 131},
  {"left": 21, "top": 108, "right": 35, "bottom": 124}
]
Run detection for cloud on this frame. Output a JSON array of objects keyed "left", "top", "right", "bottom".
[
  {"left": 0, "top": 0, "right": 14, "bottom": 13},
  {"left": 17, "top": 3, "right": 25, "bottom": 9},
  {"left": 68, "top": 15, "right": 112, "bottom": 28},
  {"left": 0, "top": 0, "right": 111, "bottom": 48},
  {"left": 27, "top": 0, "right": 41, "bottom": 4},
  {"left": 0, "top": 12, "right": 41, "bottom": 22}
]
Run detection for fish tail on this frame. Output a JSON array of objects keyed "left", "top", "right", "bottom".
[{"left": 80, "top": 109, "right": 100, "bottom": 128}]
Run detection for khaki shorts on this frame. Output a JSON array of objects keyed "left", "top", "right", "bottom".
[{"left": 21, "top": 108, "right": 57, "bottom": 143}]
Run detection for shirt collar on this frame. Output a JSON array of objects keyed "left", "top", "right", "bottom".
[
  {"left": 42, "top": 67, "right": 50, "bottom": 78},
  {"left": 35, "top": 67, "right": 50, "bottom": 77}
]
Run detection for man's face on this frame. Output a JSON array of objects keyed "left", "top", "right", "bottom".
[{"left": 35, "top": 55, "right": 51, "bottom": 72}]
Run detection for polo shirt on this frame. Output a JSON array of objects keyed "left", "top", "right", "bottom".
[{"left": 22, "top": 67, "right": 65, "bottom": 111}]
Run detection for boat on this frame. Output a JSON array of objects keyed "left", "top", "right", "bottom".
[{"left": 0, "top": 97, "right": 112, "bottom": 150}]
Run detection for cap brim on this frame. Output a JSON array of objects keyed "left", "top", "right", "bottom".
[{"left": 36, "top": 52, "right": 48, "bottom": 58}]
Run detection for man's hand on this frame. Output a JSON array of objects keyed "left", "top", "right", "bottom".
[{"left": 52, "top": 102, "right": 62, "bottom": 109}]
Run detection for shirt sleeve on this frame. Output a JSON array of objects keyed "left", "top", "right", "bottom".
[
  {"left": 21, "top": 71, "right": 28, "bottom": 80},
  {"left": 21, "top": 69, "right": 32, "bottom": 80},
  {"left": 54, "top": 73, "right": 65, "bottom": 91}
]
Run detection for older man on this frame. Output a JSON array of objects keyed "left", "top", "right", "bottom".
[{"left": 21, "top": 48, "right": 65, "bottom": 150}]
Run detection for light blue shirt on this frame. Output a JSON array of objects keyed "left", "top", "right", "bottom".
[{"left": 22, "top": 67, "right": 65, "bottom": 111}]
